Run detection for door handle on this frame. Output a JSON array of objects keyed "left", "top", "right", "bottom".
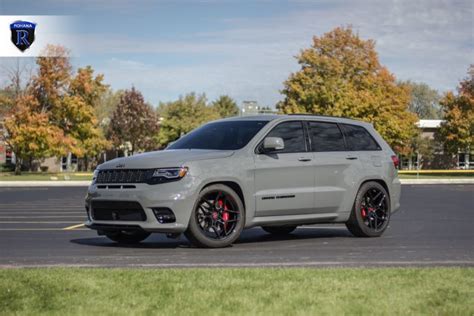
[
  {"left": 298, "top": 157, "right": 312, "bottom": 162},
  {"left": 346, "top": 156, "right": 358, "bottom": 160}
]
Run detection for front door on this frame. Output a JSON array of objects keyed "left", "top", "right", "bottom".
[{"left": 254, "top": 121, "right": 315, "bottom": 216}]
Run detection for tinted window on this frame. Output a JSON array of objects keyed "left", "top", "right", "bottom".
[
  {"left": 168, "top": 120, "right": 268, "bottom": 150},
  {"left": 263, "top": 121, "right": 306, "bottom": 153},
  {"left": 309, "top": 121, "right": 345, "bottom": 152},
  {"left": 340, "top": 124, "right": 381, "bottom": 151}
]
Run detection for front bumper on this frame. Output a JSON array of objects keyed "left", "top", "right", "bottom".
[{"left": 84, "top": 176, "right": 200, "bottom": 234}]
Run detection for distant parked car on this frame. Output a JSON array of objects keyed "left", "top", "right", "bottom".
[{"left": 85, "top": 115, "right": 401, "bottom": 248}]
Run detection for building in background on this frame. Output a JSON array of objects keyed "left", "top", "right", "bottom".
[
  {"left": 241, "top": 101, "right": 276, "bottom": 116},
  {"left": 401, "top": 119, "right": 472, "bottom": 170}
]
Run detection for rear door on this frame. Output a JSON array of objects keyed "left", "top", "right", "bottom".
[
  {"left": 308, "top": 121, "right": 363, "bottom": 214},
  {"left": 254, "top": 121, "right": 315, "bottom": 216},
  {"left": 339, "top": 124, "right": 383, "bottom": 172}
]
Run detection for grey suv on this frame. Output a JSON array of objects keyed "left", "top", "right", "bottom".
[{"left": 85, "top": 115, "right": 401, "bottom": 248}]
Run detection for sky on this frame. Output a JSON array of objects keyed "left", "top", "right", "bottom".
[{"left": 0, "top": 0, "right": 472, "bottom": 107}]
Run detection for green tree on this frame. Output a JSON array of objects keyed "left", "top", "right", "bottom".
[
  {"left": 108, "top": 87, "right": 159, "bottom": 153},
  {"left": 437, "top": 65, "right": 474, "bottom": 155},
  {"left": 158, "top": 93, "right": 220, "bottom": 146},
  {"left": 212, "top": 95, "right": 239, "bottom": 118},
  {"left": 278, "top": 26, "right": 418, "bottom": 153},
  {"left": 402, "top": 81, "right": 441, "bottom": 119}
]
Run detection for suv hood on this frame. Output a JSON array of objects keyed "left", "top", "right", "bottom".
[{"left": 98, "top": 149, "right": 234, "bottom": 170}]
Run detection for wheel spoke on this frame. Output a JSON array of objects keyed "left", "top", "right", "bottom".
[
  {"left": 195, "top": 190, "right": 241, "bottom": 240},
  {"left": 360, "top": 187, "right": 389, "bottom": 232}
]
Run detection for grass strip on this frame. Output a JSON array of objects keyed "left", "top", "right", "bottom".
[{"left": 0, "top": 268, "right": 473, "bottom": 315}]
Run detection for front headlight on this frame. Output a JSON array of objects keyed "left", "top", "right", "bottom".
[
  {"left": 148, "top": 167, "right": 188, "bottom": 184},
  {"left": 92, "top": 169, "right": 99, "bottom": 184}
]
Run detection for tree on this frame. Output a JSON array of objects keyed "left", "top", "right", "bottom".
[
  {"left": 278, "top": 26, "right": 418, "bottom": 153},
  {"left": 402, "top": 81, "right": 441, "bottom": 119},
  {"left": 28, "top": 45, "right": 109, "bottom": 169},
  {"left": 108, "top": 87, "right": 159, "bottom": 154},
  {"left": 31, "top": 45, "right": 71, "bottom": 116},
  {"left": 212, "top": 95, "right": 239, "bottom": 118},
  {"left": 3, "top": 95, "right": 70, "bottom": 174},
  {"left": 437, "top": 65, "right": 474, "bottom": 155},
  {"left": 68, "top": 66, "right": 110, "bottom": 168},
  {"left": 158, "top": 93, "right": 220, "bottom": 146},
  {"left": 95, "top": 89, "right": 123, "bottom": 124}
]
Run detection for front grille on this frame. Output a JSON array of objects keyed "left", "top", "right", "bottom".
[
  {"left": 96, "top": 169, "right": 154, "bottom": 184},
  {"left": 91, "top": 201, "right": 147, "bottom": 221}
]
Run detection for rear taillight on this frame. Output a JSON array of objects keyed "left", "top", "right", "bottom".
[{"left": 391, "top": 155, "right": 399, "bottom": 169}]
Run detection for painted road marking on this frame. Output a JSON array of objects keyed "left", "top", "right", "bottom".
[
  {"left": 0, "top": 228, "right": 88, "bottom": 231},
  {"left": 0, "top": 216, "right": 86, "bottom": 218},
  {"left": 0, "top": 221, "right": 81, "bottom": 224},
  {"left": 62, "top": 223, "right": 85, "bottom": 230},
  {"left": 0, "top": 211, "right": 86, "bottom": 216}
]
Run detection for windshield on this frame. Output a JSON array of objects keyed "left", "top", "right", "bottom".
[{"left": 168, "top": 120, "right": 268, "bottom": 150}]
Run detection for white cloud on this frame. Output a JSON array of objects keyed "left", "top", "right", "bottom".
[{"left": 3, "top": 0, "right": 472, "bottom": 106}]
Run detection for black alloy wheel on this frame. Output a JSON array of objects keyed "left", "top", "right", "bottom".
[
  {"left": 185, "top": 184, "right": 244, "bottom": 248},
  {"left": 346, "top": 181, "right": 391, "bottom": 237}
]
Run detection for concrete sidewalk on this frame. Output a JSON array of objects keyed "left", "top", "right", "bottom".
[{"left": 0, "top": 179, "right": 473, "bottom": 187}]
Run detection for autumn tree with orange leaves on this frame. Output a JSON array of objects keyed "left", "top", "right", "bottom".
[
  {"left": 437, "top": 66, "right": 474, "bottom": 156},
  {"left": 278, "top": 26, "right": 418, "bottom": 153},
  {"left": 3, "top": 45, "right": 110, "bottom": 173},
  {"left": 4, "top": 96, "right": 72, "bottom": 174}
]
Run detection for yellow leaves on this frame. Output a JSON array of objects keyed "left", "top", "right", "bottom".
[{"left": 279, "top": 26, "right": 416, "bottom": 152}]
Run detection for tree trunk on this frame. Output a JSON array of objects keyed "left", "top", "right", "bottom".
[
  {"left": 14, "top": 158, "right": 22, "bottom": 175},
  {"left": 84, "top": 156, "right": 89, "bottom": 171}
]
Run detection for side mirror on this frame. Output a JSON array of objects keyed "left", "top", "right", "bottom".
[{"left": 263, "top": 137, "right": 284, "bottom": 152}]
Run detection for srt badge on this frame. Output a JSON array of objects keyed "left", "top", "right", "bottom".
[{"left": 10, "top": 20, "right": 36, "bottom": 52}]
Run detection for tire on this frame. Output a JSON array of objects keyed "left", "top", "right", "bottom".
[
  {"left": 185, "top": 184, "right": 245, "bottom": 248},
  {"left": 346, "top": 181, "right": 391, "bottom": 237},
  {"left": 105, "top": 230, "right": 151, "bottom": 244},
  {"left": 261, "top": 225, "right": 297, "bottom": 235}
]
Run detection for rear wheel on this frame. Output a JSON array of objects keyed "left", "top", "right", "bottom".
[
  {"left": 261, "top": 225, "right": 297, "bottom": 235},
  {"left": 105, "top": 230, "right": 151, "bottom": 244},
  {"left": 346, "top": 181, "right": 391, "bottom": 237},
  {"left": 185, "top": 184, "right": 244, "bottom": 248}
]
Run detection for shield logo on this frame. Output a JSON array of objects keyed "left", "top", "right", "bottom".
[{"left": 10, "top": 20, "right": 36, "bottom": 52}]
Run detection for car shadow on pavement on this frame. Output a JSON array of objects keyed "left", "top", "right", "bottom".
[
  {"left": 70, "top": 226, "right": 352, "bottom": 249},
  {"left": 236, "top": 226, "right": 353, "bottom": 245}
]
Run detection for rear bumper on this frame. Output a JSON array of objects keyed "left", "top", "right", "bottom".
[{"left": 390, "top": 177, "right": 402, "bottom": 214}]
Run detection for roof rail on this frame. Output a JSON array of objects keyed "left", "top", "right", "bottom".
[{"left": 286, "top": 113, "right": 365, "bottom": 122}]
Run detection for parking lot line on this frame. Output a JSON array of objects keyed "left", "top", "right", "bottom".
[
  {"left": 0, "top": 221, "right": 81, "bottom": 224},
  {"left": 62, "top": 223, "right": 86, "bottom": 230}
]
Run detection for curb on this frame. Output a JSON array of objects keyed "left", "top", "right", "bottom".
[
  {"left": 400, "top": 179, "right": 474, "bottom": 185},
  {"left": 0, "top": 179, "right": 473, "bottom": 187}
]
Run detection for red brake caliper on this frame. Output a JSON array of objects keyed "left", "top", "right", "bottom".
[
  {"left": 222, "top": 202, "right": 229, "bottom": 230},
  {"left": 361, "top": 207, "right": 367, "bottom": 218}
]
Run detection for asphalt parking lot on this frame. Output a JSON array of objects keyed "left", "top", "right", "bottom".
[{"left": 0, "top": 184, "right": 473, "bottom": 268}]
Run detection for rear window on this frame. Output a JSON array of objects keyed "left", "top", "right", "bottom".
[
  {"left": 308, "top": 121, "right": 345, "bottom": 152},
  {"left": 340, "top": 124, "right": 381, "bottom": 151}
]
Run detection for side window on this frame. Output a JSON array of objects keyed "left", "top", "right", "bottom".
[
  {"left": 340, "top": 124, "right": 381, "bottom": 151},
  {"left": 308, "top": 121, "right": 345, "bottom": 152},
  {"left": 263, "top": 121, "right": 306, "bottom": 153}
]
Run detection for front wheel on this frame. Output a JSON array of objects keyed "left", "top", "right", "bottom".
[
  {"left": 105, "top": 230, "right": 151, "bottom": 244},
  {"left": 346, "top": 181, "right": 391, "bottom": 237},
  {"left": 185, "top": 184, "right": 245, "bottom": 248}
]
